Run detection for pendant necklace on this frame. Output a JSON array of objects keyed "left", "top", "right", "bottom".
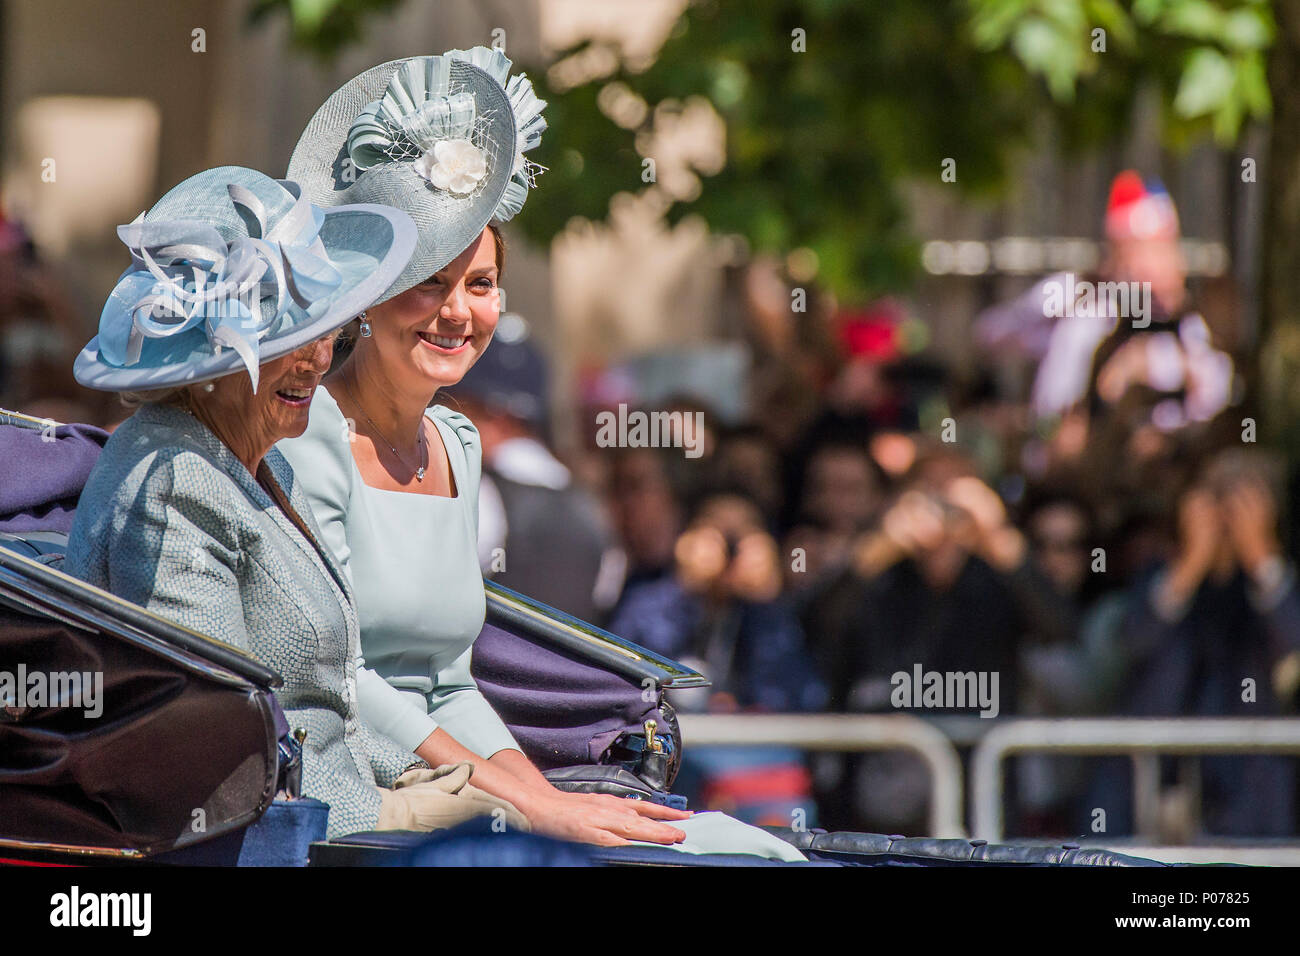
[{"left": 342, "top": 379, "right": 426, "bottom": 482}]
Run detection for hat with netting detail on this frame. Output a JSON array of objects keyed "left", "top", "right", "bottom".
[
  {"left": 74, "top": 165, "right": 417, "bottom": 393},
  {"left": 286, "top": 47, "right": 546, "bottom": 304}
]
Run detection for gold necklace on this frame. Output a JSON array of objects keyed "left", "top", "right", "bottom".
[{"left": 341, "top": 378, "right": 426, "bottom": 482}]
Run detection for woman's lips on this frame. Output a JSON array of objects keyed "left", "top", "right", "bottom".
[
  {"left": 417, "top": 330, "right": 470, "bottom": 353},
  {"left": 274, "top": 385, "right": 315, "bottom": 408}
]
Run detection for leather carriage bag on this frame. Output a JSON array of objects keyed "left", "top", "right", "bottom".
[
  {"left": 471, "top": 617, "right": 684, "bottom": 793},
  {"left": 0, "top": 548, "right": 284, "bottom": 858}
]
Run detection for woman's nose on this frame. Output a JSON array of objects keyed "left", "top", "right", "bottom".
[
  {"left": 298, "top": 335, "right": 333, "bottom": 372},
  {"left": 440, "top": 284, "right": 472, "bottom": 323}
]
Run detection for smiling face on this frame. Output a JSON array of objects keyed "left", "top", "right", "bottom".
[
  {"left": 188, "top": 333, "right": 336, "bottom": 472},
  {"left": 360, "top": 227, "right": 501, "bottom": 396}
]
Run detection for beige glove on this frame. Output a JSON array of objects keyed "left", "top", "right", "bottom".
[{"left": 376, "top": 762, "right": 531, "bottom": 833}]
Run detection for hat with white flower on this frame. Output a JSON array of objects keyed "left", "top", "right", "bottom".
[
  {"left": 287, "top": 47, "right": 546, "bottom": 304},
  {"left": 74, "top": 165, "right": 417, "bottom": 392}
]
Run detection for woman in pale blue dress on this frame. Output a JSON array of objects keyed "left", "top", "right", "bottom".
[{"left": 278, "top": 47, "right": 805, "bottom": 859}]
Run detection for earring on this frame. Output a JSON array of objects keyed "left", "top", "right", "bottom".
[
  {"left": 203, "top": 382, "right": 215, "bottom": 393},
  {"left": 358, "top": 311, "right": 372, "bottom": 338}
]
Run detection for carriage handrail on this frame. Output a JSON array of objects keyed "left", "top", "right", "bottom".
[
  {"left": 0, "top": 540, "right": 282, "bottom": 689},
  {"left": 484, "top": 579, "right": 710, "bottom": 689}
]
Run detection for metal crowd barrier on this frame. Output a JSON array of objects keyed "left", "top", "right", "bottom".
[
  {"left": 678, "top": 714, "right": 1300, "bottom": 849},
  {"left": 970, "top": 718, "right": 1300, "bottom": 842},
  {"left": 678, "top": 713, "right": 966, "bottom": 837}
]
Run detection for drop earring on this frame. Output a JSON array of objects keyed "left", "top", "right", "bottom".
[{"left": 358, "top": 311, "right": 372, "bottom": 338}]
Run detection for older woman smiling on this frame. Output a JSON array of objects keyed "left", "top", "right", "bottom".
[{"left": 61, "top": 166, "right": 531, "bottom": 838}]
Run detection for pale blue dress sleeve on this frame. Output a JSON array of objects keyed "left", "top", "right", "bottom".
[
  {"left": 424, "top": 406, "right": 521, "bottom": 758},
  {"left": 428, "top": 644, "right": 521, "bottom": 758},
  {"left": 280, "top": 389, "right": 442, "bottom": 754}
]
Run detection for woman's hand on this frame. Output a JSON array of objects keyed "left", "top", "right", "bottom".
[
  {"left": 1222, "top": 476, "right": 1281, "bottom": 577},
  {"left": 516, "top": 789, "right": 692, "bottom": 847},
  {"left": 1161, "top": 487, "right": 1221, "bottom": 609},
  {"left": 417, "top": 735, "right": 691, "bottom": 848},
  {"left": 674, "top": 525, "right": 730, "bottom": 594},
  {"left": 944, "top": 476, "right": 1026, "bottom": 572},
  {"left": 1096, "top": 337, "right": 1153, "bottom": 404},
  {"left": 722, "top": 530, "right": 783, "bottom": 602}
]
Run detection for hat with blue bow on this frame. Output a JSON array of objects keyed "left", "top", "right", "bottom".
[
  {"left": 74, "top": 165, "right": 417, "bottom": 392},
  {"left": 287, "top": 46, "right": 546, "bottom": 304}
]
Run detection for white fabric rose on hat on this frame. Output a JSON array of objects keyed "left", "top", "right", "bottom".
[{"left": 413, "top": 138, "right": 487, "bottom": 195}]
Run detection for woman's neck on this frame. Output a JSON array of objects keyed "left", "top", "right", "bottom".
[
  {"left": 333, "top": 352, "right": 435, "bottom": 450},
  {"left": 184, "top": 399, "right": 268, "bottom": 477}
]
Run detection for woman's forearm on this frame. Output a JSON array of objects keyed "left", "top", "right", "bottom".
[
  {"left": 411, "top": 728, "right": 551, "bottom": 813},
  {"left": 488, "top": 747, "right": 554, "bottom": 791},
  {"left": 411, "top": 719, "right": 692, "bottom": 847}
]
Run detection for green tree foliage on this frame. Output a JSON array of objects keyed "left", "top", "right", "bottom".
[
  {"left": 522, "top": 0, "right": 1271, "bottom": 301},
  {"left": 248, "top": 0, "right": 406, "bottom": 58},
  {"left": 522, "top": 0, "right": 1051, "bottom": 302},
  {"left": 969, "top": 0, "right": 1272, "bottom": 143},
  {"left": 252, "top": 0, "right": 1274, "bottom": 305}
]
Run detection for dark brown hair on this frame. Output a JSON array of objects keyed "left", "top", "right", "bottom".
[{"left": 488, "top": 222, "right": 507, "bottom": 279}]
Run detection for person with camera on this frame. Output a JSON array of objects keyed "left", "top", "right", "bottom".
[{"left": 1097, "top": 450, "right": 1300, "bottom": 837}]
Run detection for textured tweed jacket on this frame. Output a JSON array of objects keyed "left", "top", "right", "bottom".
[{"left": 64, "top": 402, "right": 419, "bottom": 838}]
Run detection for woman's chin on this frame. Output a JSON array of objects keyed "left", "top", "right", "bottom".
[
  {"left": 269, "top": 402, "right": 313, "bottom": 439},
  {"left": 410, "top": 351, "right": 471, "bottom": 389},
  {"left": 279, "top": 418, "right": 311, "bottom": 440}
]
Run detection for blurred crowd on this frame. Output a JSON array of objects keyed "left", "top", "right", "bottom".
[{"left": 4, "top": 173, "right": 1299, "bottom": 841}]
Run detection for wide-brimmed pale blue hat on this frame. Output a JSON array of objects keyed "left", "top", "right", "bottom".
[
  {"left": 287, "top": 47, "right": 546, "bottom": 304},
  {"left": 74, "top": 165, "right": 416, "bottom": 392}
]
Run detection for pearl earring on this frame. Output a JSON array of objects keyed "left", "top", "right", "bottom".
[
  {"left": 358, "top": 311, "right": 372, "bottom": 338},
  {"left": 203, "top": 382, "right": 215, "bottom": 392}
]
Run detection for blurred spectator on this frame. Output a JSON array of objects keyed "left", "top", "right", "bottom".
[
  {"left": 978, "top": 171, "right": 1239, "bottom": 518},
  {"left": 606, "top": 446, "right": 685, "bottom": 593},
  {"left": 611, "top": 489, "right": 826, "bottom": 713},
  {"left": 0, "top": 207, "right": 88, "bottom": 418},
  {"left": 781, "top": 303, "right": 920, "bottom": 529},
  {"left": 783, "top": 437, "right": 890, "bottom": 711},
  {"left": 979, "top": 171, "right": 1234, "bottom": 429},
  {"left": 1090, "top": 450, "right": 1300, "bottom": 838},
  {"left": 607, "top": 488, "right": 827, "bottom": 825},
  {"left": 711, "top": 423, "right": 784, "bottom": 524}
]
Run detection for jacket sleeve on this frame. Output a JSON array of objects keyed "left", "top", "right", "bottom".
[
  {"left": 737, "top": 598, "right": 829, "bottom": 713},
  {"left": 97, "top": 453, "right": 251, "bottom": 650},
  {"left": 1245, "top": 557, "right": 1300, "bottom": 660}
]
